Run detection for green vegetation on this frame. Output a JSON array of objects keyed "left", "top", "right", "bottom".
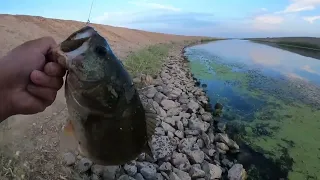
[
  {"left": 124, "top": 43, "right": 172, "bottom": 77},
  {"left": 277, "top": 41, "right": 320, "bottom": 49},
  {"left": 200, "top": 38, "right": 224, "bottom": 43}
]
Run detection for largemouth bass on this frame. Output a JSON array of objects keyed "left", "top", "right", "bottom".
[{"left": 52, "top": 26, "right": 156, "bottom": 165}]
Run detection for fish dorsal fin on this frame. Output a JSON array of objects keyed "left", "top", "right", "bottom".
[{"left": 145, "top": 109, "right": 158, "bottom": 140}]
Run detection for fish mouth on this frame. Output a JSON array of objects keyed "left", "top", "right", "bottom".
[{"left": 52, "top": 26, "right": 102, "bottom": 83}]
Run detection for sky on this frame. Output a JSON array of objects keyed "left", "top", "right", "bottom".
[{"left": 2, "top": 0, "right": 320, "bottom": 38}]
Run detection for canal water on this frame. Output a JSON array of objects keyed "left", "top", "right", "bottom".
[{"left": 184, "top": 40, "right": 320, "bottom": 180}]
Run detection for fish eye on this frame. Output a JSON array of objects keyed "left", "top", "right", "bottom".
[{"left": 95, "top": 46, "right": 107, "bottom": 57}]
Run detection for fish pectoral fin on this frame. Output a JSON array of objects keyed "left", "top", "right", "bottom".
[
  {"left": 59, "top": 118, "right": 79, "bottom": 153},
  {"left": 145, "top": 110, "right": 158, "bottom": 140}
]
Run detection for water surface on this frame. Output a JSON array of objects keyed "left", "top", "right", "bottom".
[{"left": 185, "top": 40, "right": 320, "bottom": 180}]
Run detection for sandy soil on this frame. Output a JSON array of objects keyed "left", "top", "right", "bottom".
[{"left": 0, "top": 14, "right": 203, "bottom": 180}]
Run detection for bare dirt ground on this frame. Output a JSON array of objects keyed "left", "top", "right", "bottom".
[{"left": 0, "top": 14, "right": 203, "bottom": 180}]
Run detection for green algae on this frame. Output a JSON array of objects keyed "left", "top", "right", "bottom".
[{"left": 187, "top": 51, "right": 320, "bottom": 180}]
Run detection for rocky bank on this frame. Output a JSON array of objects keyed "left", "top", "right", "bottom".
[{"left": 62, "top": 44, "right": 247, "bottom": 180}]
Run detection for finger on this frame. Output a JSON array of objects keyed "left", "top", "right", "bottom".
[
  {"left": 24, "top": 36, "right": 57, "bottom": 55},
  {"left": 18, "top": 96, "right": 47, "bottom": 115},
  {"left": 44, "top": 62, "right": 66, "bottom": 77},
  {"left": 30, "top": 70, "right": 64, "bottom": 90},
  {"left": 27, "top": 84, "right": 57, "bottom": 106}
]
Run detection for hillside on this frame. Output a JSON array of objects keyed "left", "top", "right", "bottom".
[{"left": 0, "top": 14, "right": 203, "bottom": 59}]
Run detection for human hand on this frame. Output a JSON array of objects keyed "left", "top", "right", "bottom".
[{"left": 0, "top": 37, "right": 66, "bottom": 121}]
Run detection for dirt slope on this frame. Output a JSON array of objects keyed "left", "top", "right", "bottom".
[
  {"left": 0, "top": 14, "right": 202, "bottom": 59},
  {"left": 0, "top": 14, "right": 204, "bottom": 180}
]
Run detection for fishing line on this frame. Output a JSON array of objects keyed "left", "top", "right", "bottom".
[{"left": 86, "top": 0, "right": 95, "bottom": 24}]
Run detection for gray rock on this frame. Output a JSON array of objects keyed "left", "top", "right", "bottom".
[
  {"left": 201, "top": 132, "right": 211, "bottom": 148},
  {"left": 192, "top": 164, "right": 202, "bottom": 169},
  {"left": 208, "top": 132, "right": 215, "bottom": 144},
  {"left": 178, "top": 137, "right": 197, "bottom": 153},
  {"left": 133, "top": 77, "right": 142, "bottom": 84},
  {"left": 228, "top": 139, "right": 240, "bottom": 150},
  {"left": 174, "top": 130, "right": 184, "bottom": 139},
  {"left": 159, "top": 107, "right": 167, "bottom": 117},
  {"left": 180, "top": 112, "right": 191, "bottom": 119},
  {"left": 147, "top": 87, "right": 158, "bottom": 98},
  {"left": 141, "top": 164, "right": 157, "bottom": 180},
  {"left": 77, "top": 158, "right": 93, "bottom": 173},
  {"left": 189, "top": 119, "right": 210, "bottom": 132},
  {"left": 164, "top": 117, "right": 176, "bottom": 126},
  {"left": 103, "top": 166, "right": 120, "bottom": 180},
  {"left": 161, "top": 72, "right": 171, "bottom": 79},
  {"left": 91, "top": 174, "right": 101, "bottom": 180},
  {"left": 222, "top": 158, "right": 233, "bottom": 168},
  {"left": 202, "top": 162, "right": 222, "bottom": 180},
  {"left": 177, "top": 162, "right": 191, "bottom": 172},
  {"left": 196, "top": 139, "right": 204, "bottom": 149},
  {"left": 171, "top": 152, "right": 190, "bottom": 168},
  {"left": 217, "top": 148, "right": 227, "bottom": 154},
  {"left": 173, "top": 168, "right": 191, "bottom": 180},
  {"left": 91, "top": 164, "right": 105, "bottom": 176},
  {"left": 216, "top": 142, "right": 229, "bottom": 151},
  {"left": 187, "top": 100, "right": 200, "bottom": 112},
  {"left": 228, "top": 164, "right": 246, "bottom": 180},
  {"left": 168, "top": 131, "right": 174, "bottom": 138},
  {"left": 178, "top": 96, "right": 189, "bottom": 104},
  {"left": 203, "top": 148, "right": 216, "bottom": 157},
  {"left": 185, "top": 150, "right": 205, "bottom": 164},
  {"left": 155, "top": 127, "right": 166, "bottom": 136},
  {"left": 63, "top": 152, "right": 76, "bottom": 166},
  {"left": 138, "top": 153, "right": 146, "bottom": 162},
  {"left": 182, "top": 118, "right": 189, "bottom": 127},
  {"left": 185, "top": 129, "right": 200, "bottom": 136},
  {"left": 167, "top": 108, "right": 182, "bottom": 117},
  {"left": 161, "top": 99, "right": 177, "bottom": 110},
  {"left": 215, "top": 133, "right": 229, "bottom": 144},
  {"left": 189, "top": 166, "right": 206, "bottom": 178},
  {"left": 159, "top": 162, "right": 172, "bottom": 171},
  {"left": 169, "top": 172, "right": 181, "bottom": 180},
  {"left": 168, "top": 88, "right": 182, "bottom": 99},
  {"left": 156, "top": 86, "right": 164, "bottom": 93},
  {"left": 161, "top": 172, "right": 169, "bottom": 180},
  {"left": 135, "top": 173, "right": 145, "bottom": 180},
  {"left": 199, "top": 108, "right": 205, "bottom": 115},
  {"left": 155, "top": 173, "right": 164, "bottom": 180},
  {"left": 154, "top": 92, "right": 166, "bottom": 104},
  {"left": 118, "top": 175, "right": 135, "bottom": 180},
  {"left": 217, "top": 122, "right": 226, "bottom": 132},
  {"left": 150, "top": 136, "right": 175, "bottom": 159},
  {"left": 172, "top": 116, "right": 182, "bottom": 122},
  {"left": 176, "top": 121, "right": 184, "bottom": 131},
  {"left": 201, "top": 113, "right": 213, "bottom": 122},
  {"left": 161, "top": 122, "right": 176, "bottom": 133},
  {"left": 124, "top": 161, "right": 137, "bottom": 176}
]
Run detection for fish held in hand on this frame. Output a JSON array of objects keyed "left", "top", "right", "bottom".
[{"left": 53, "top": 26, "right": 157, "bottom": 165}]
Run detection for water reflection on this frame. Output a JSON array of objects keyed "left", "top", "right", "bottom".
[{"left": 193, "top": 40, "right": 320, "bottom": 85}]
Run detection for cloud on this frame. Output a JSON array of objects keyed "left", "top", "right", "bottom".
[
  {"left": 303, "top": 15, "right": 320, "bottom": 23},
  {"left": 93, "top": 10, "right": 217, "bottom": 35},
  {"left": 282, "top": 0, "right": 320, "bottom": 13},
  {"left": 128, "top": 1, "right": 181, "bottom": 12},
  {"left": 252, "top": 14, "right": 284, "bottom": 30},
  {"left": 301, "top": 65, "right": 320, "bottom": 75}
]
